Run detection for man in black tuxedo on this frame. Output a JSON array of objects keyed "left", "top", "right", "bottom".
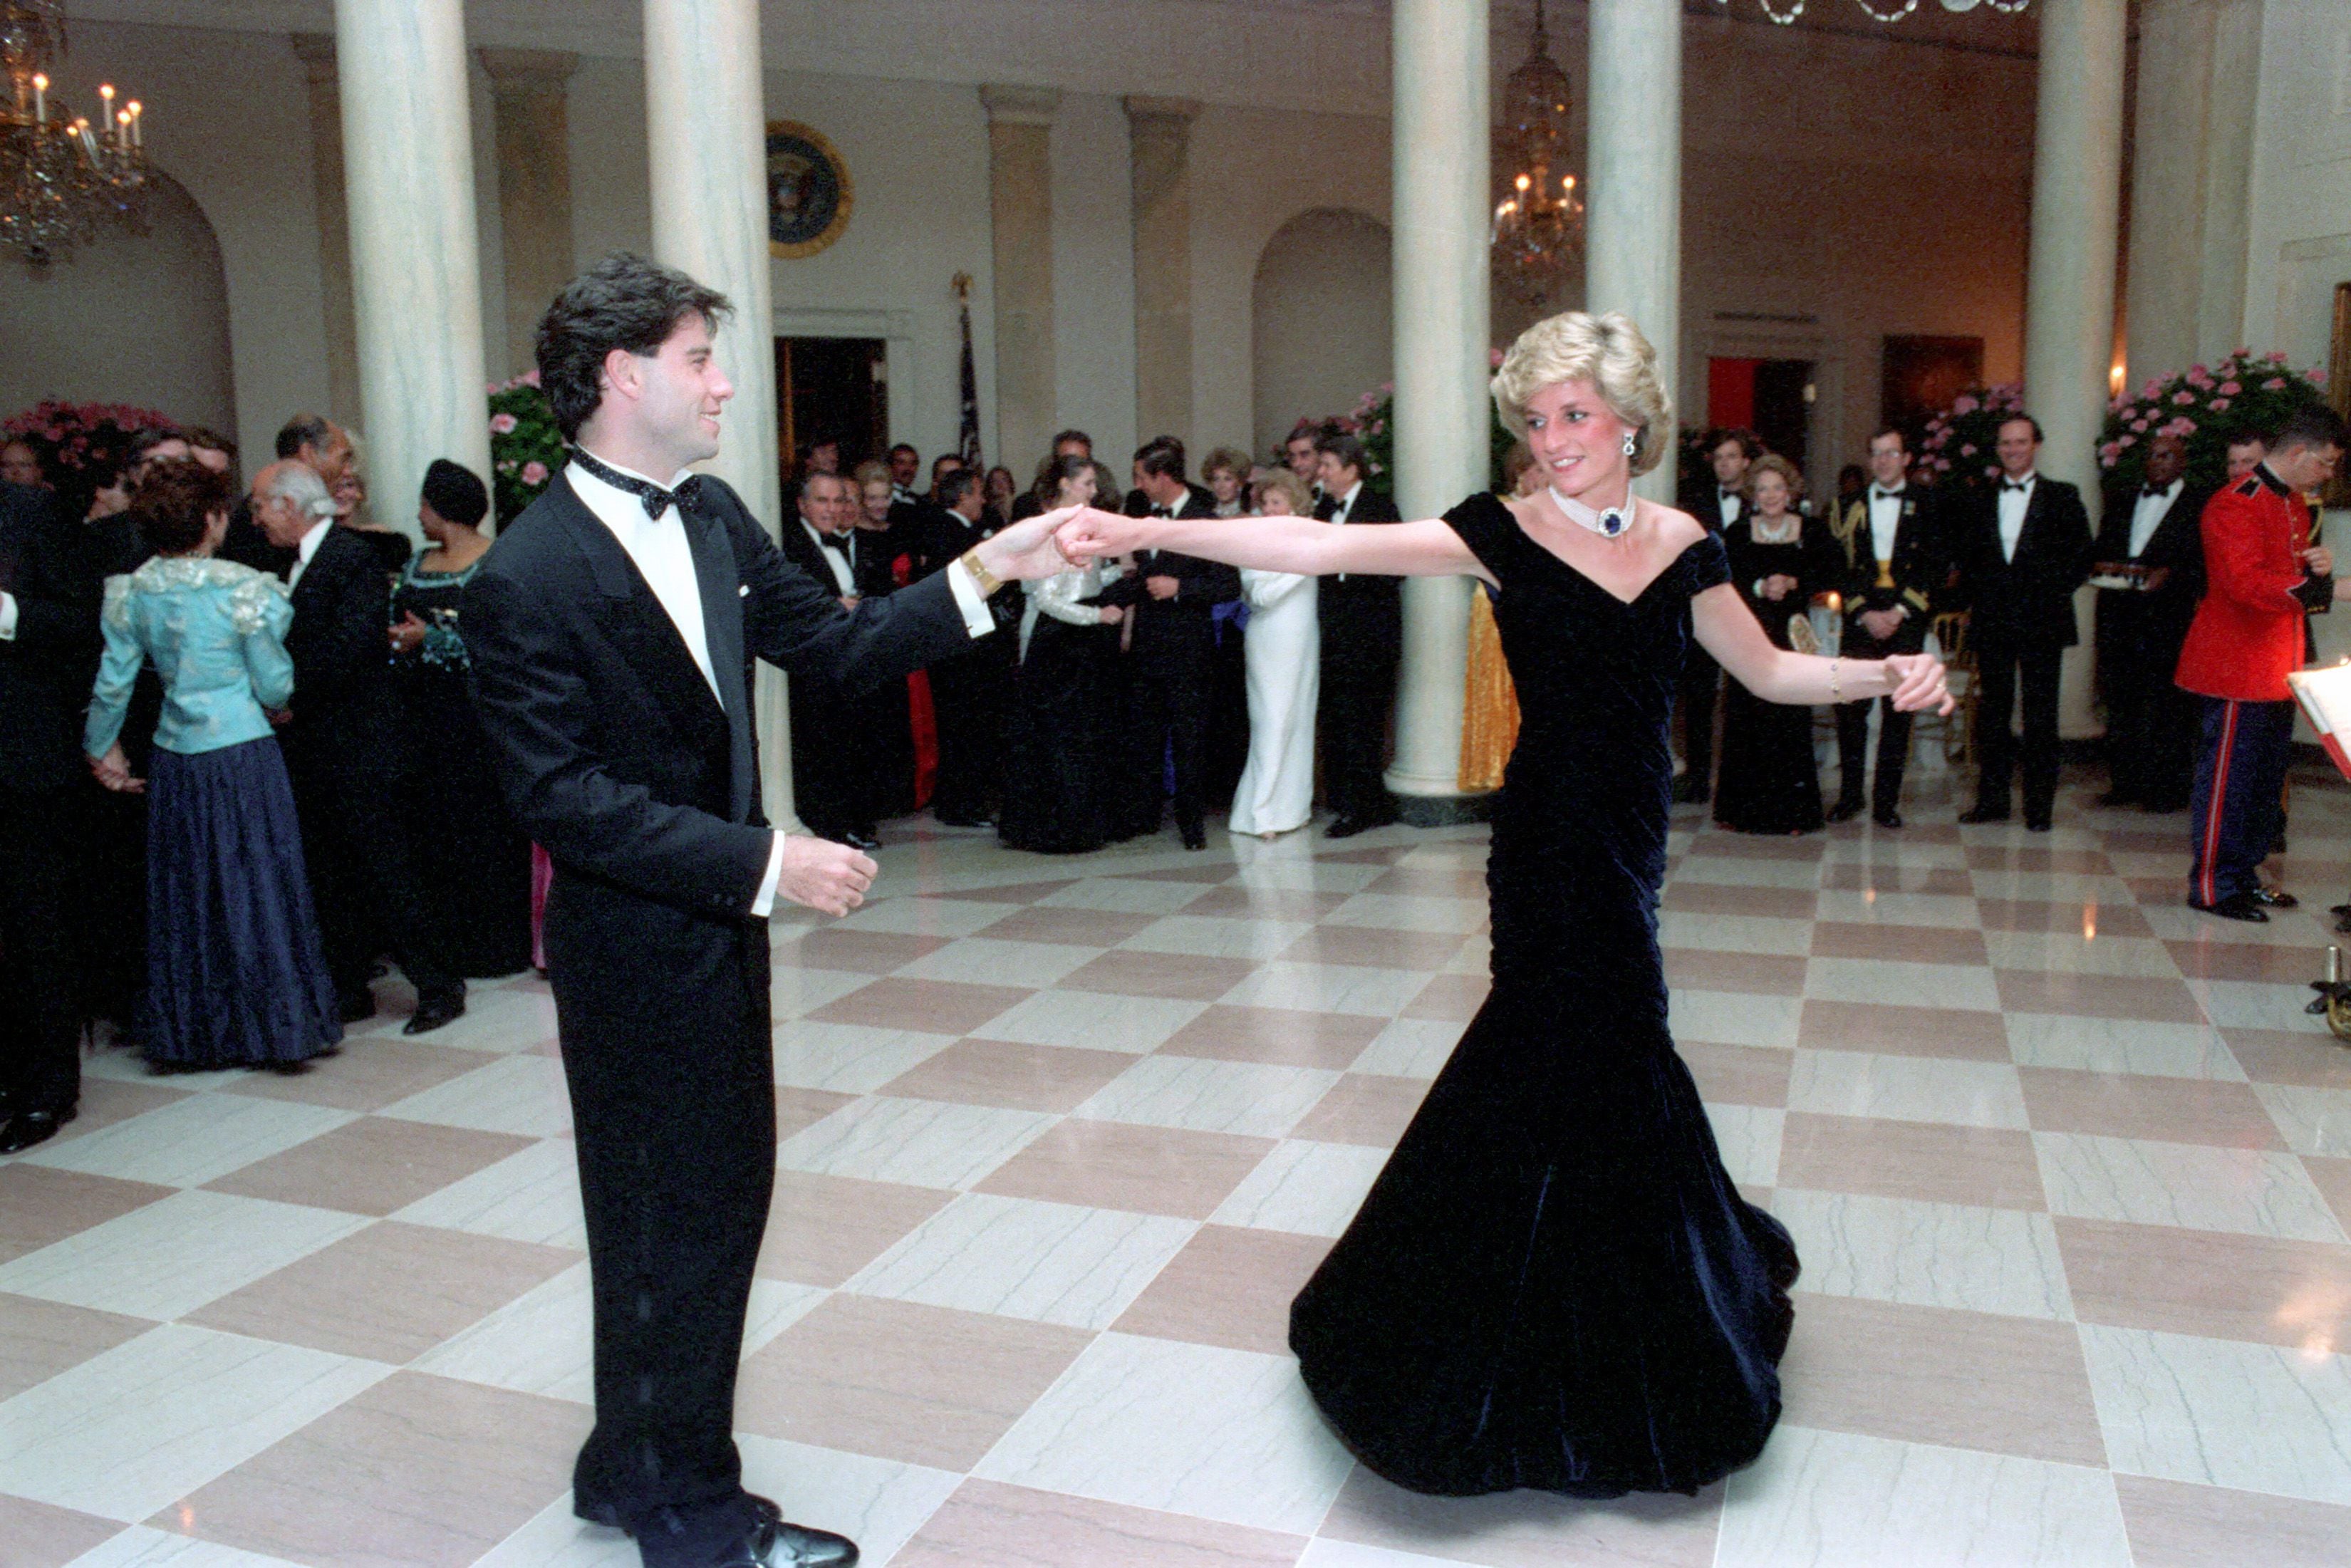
[
  {"left": 2092, "top": 431, "right": 2207, "bottom": 811},
  {"left": 251, "top": 461, "right": 467, "bottom": 1033},
  {"left": 1109, "top": 436, "right": 1235, "bottom": 848},
  {"left": 1673, "top": 428, "right": 1758, "bottom": 802},
  {"left": 1832, "top": 428, "right": 1943, "bottom": 828},
  {"left": 0, "top": 479, "right": 99, "bottom": 1153},
  {"left": 776, "top": 470, "right": 881, "bottom": 848},
  {"left": 464, "top": 254, "right": 1069, "bottom": 1568},
  {"left": 1313, "top": 432, "right": 1402, "bottom": 836},
  {"left": 910, "top": 467, "right": 1021, "bottom": 827},
  {"left": 1950, "top": 415, "right": 2095, "bottom": 831}
]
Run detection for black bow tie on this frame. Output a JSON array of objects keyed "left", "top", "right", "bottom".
[
  {"left": 1872, "top": 487, "right": 1902, "bottom": 502},
  {"left": 1720, "top": 490, "right": 1740, "bottom": 502},
  {"left": 818, "top": 533, "right": 851, "bottom": 556},
  {"left": 2142, "top": 483, "right": 2174, "bottom": 499},
  {"left": 1151, "top": 504, "right": 1174, "bottom": 518},
  {"left": 574, "top": 448, "right": 702, "bottom": 520},
  {"left": 2002, "top": 479, "right": 2033, "bottom": 493}
]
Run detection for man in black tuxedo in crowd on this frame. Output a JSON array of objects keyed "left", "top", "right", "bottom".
[
  {"left": 2092, "top": 430, "right": 2208, "bottom": 812},
  {"left": 463, "top": 253, "right": 1071, "bottom": 1568},
  {"left": 1285, "top": 422, "right": 1327, "bottom": 507},
  {"left": 1832, "top": 427, "right": 1943, "bottom": 829},
  {"left": 1313, "top": 432, "right": 1403, "bottom": 837},
  {"left": 251, "top": 460, "right": 467, "bottom": 1032},
  {"left": 910, "top": 467, "right": 1021, "bottom": 827},
  {"left": 777, "top": 470, "right": 881, "bottom": 849},
  {"left": 1110, "top": 436, "right": 1235, "bottom": 848},
  {"left": 1674, "top": 428, "right": 1758, "bottom": 801},
  {"left": 885, "top": 442, "right": 921, "bottom": 507},
  {"left": 1950, "top": 415, "right": 2096, "bottom": 831},
  {"left": 0, "top": 478, "right": 99, "bottom": 1153}
]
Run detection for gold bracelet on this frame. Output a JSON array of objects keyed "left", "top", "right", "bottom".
[{"left": 959, "top": 546, "right": 1002, "bottom": 598}]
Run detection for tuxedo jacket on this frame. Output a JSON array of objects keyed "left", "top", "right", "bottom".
[
  {"left": 1108, "top": 486, "right": 1240, "bottom": 644},
  {"left": 466, "top": 472, "right": 972, "bottom": 925},
  {"left": 281, "top": 524, "right": 403, "bottom": 779},
  {"left": 1315, "top": 487, "right": 1404, "bottom": 623},
  {"left": 2092, "top": 482, "right": 2211, "bottom": 668},
  {"left": 778, "top": 515, "right": 865, "bottom": 604},
  {"left": 1835, "top": 489, "right": 1944, "bottom": 638},
  {"left": 1946, "top": 478, "right": 2095, "bottom": 650},
  {"left": 909, "top": 506, "right": 1022, "bottom": 644},
  {"left": 0, "top": 483, "right": 101, "bottom": 793}
]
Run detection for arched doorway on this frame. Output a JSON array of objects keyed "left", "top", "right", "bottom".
[
  {"left": 0, "top": 170, "right": 236, "bottom": 436},
  {"left": 1252, "top": 207, "right": 1392, "bottom": 458}
]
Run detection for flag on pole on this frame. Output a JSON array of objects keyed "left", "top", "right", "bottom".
[{"left": 953, "top": 272, "right": 982, "bottom": 470}]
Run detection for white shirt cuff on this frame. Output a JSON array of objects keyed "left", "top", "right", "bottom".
[
  {"left": 751, "top": 830, "right": 788, "bottom": 918},
  {"left": 944, "top": 557, "right": 996, "bottom": 638},
  {"left": 0, "top": 591, "right": 16, "bottom": 640}
]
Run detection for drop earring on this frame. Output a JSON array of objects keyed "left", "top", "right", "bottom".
[{"left": 1621, "top": 434, "right": 1638, "bottom": 457}]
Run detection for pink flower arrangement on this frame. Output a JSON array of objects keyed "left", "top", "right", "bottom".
[
  {"left": 520, "top": 460, "right": 549, "bottom": 486},
  {"left": 2099, "top": 348, "right": 2330, "bottom": 491},
  {"left": 487, "top": 376, "right": 565, "bottom": 523},
  {"left": 1917, "top": 382, "right": 2027, "bottom": 494},
  {"left": 489, "top": 412, "right": 519, "bottom": 435}
]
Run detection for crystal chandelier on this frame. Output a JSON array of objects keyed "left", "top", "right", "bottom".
[
  {"left": 1713, "top": 0, "right": 2029, "bottom": 24},
  {"left": 1490, "top": 0, "right": 1583, "bottom": 303},
  {"left": 3, "top": 0, "right": 150, "bottom": 266}
]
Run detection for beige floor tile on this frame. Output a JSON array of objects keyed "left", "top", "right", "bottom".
[
  {"left": 0, "top": 1165, "right": 176, "bottom": 1266},
  {"left": 1978, "top": 897, "right": 2156, "bottom": 938},
  {"left": 977, "top": 905, "right": 1158, "bottom": 946},
  {"left": 0, "top": 1492, "right": 124, "bottom": 1568},
  {"left": 1664, "top": 950, "right": 1810, "bottom": 997},
  {"left": 200, "top": 1117, "right": 538, "bottom": 1216},
  {"left": 927, "top": 877, "right": 1080, "bottom": 906},
  {"left": 1778, "top": 1292, "right": 2105, "bottom": 1465},
  {"left": 2224, "top": 1028, "right": 2351, "bottom": 1089},
  {"left": 185, "top": 1220, "right": 577, "bottom": 1364},
  {"left": 1398, "top": 972, "right": 1492, "bottom": 1022},
  {"left": 1289, "top": 1075, "right": 1431, "bottom": 1148},
  {"left": 894, "top": 1477, "right": 1306, "bottom": 1568},
  {"left": 1160, "top": 1006, "right": 1388, "bottom": 1070},
  {"left": 1661, "top": 882, "right": 1819, "bottom": 920},
  {"left": 43, "top": 1078, "right": 196, "bottom": 1148},
  {"left": 1966, "top": 846, "right": 2114, "bottom": 875},
  {"left": 878, "top": 1037, "right": 1137, "bottom": 1113},
  {"left": 1807, "top": 921, "right": 1989, "bottom": 967},
  {"left": 735, "top": 1294, "right": 1090, "bottom": 1470},
  {"left": 2308, "top": 1155, "right": 2351, "bottom": 1236},
  {"left": 774, "top": 927, "right": 957, "bottom": 974},
  {"left": 1180, "top": 884, "right": 1351, "bottom": 921},
  {"left": 2017, "top": 1068, "right": 2284, "bottom": 1149},
  {"left": 1110, "top": 1225, "right": 1329, "bottom": 1357},
  {"left": 2164, "top": 940, "right": 2326, "bottom": 982},
  {"left": 1059, "top": 949, "right": 1264, "bottom": 1002},
  {"left": 807, "top": 977, "right": 1039, "bottom": 1034},
  {"left": 1363, "top": 863, "right": 1495, "bottom": 898},
  {"left": 1320, "top": 1466, "right": 1722, "bottom": 1568},
  {"left": 162, "top": 1371, "right": 588, "bottom": 1568},
  {"left": 756, "top": 1168, "right": 953, "bottom": 1287},
  {"left": 1777, "top": 1112, "right": 2048, "bottom": 1210},
  {"left": 1795, "top": 1000, "right": 2013, "bottom": 1061},
  {"left": 1680, "top": 1042, "right": 1794, "bottom": 1108},
  {"left": 1820, "top": 862, "right": 1974, "bottom": 896},
  {"left": 1279, "top": 925, "right": 1468, "bottom": 972},
  {"left": 1995, "top": 968, "right": 2209, "bottom": 1024},
  {"left": 2114, "top": 1473, "right": 2351, "bottom": 1568},
  {"left": 215, "top": 1039, "right": 492, "bottom": 1114},
  {"left": 977, "top": 1121, "right": 1275, "bottom": 1219},
  {"left": 775, "top": 1085, "right": 859, "bottom": 1139},
  {"left": 0, "top": 1294, "right": 154, "bottom": 1403},
  {"left": 2056, "top": 1215, "right": 2351, "bottom": 1350}
]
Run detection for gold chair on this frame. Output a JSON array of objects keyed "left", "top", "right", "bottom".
[{"left": 1925, "top": 610, "right": 1977, "bottom": 764}]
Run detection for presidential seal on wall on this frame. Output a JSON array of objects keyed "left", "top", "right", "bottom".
[{"left": 766, "top": 120, "right": 853, "bottom": 259}]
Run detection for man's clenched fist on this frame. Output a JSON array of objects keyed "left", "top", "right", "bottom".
[{"left": 777, "top": 835, "right": 877, "bottom": 918}]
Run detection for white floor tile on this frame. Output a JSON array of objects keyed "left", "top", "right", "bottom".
[
  {"left": 1211, "top": 1140, "right": 1390, "bottom": 1237},
  {"left": 1811, "top": 891, "right": 1981, "bottom": 928},
  {"left": 1349, "top": 1019, "right": 1464, "bottom": 1080},
  {"left": 765, "top": 966, "right": 877, "bottom": 1020},
  {"left": 2003, "top": 1015, "right": 2245, "bottom": 1080},
  {"left": 1075, "top": 1056, "right": 1340, "bottom": 1138},
  {"left": 832, "top": 896, "right": 1013, "bottom": 938},
  {"left": 970, "top": 987, "right": 1209, "bottom": 1053},
  {"left": 0, "top": 1188, "right": 369, "bottom": 1320},
  {"left": 60, "top": 1526, "right": 314, "bottom": 1568},
  {"left": 769, "top": 1020, "right": 957, "bottom": 1094},
  {"left": 21, "top": 1094, "right": 354, "bottom": 1188},
  {"left": 846, "top": 1191, "right": 1195, "bottom": 1329},
  {"left": 735, "top": 1435, "right": 962, "bottom": 1566},
  {"left": 1037, "top": 878, "right": 1217, "bottom": 915},
  {"left": 1982, "top": 930, "right": 2185, "bottom": 980},
  {"left": 417, "top": 987, "right": 561, "bottom": 1054},
  {"left": 391, "top": 1138, "right": 588, "bottom": 1249},
  {"left": 1803, "top": 957, "right": 2003, "bottom": 1012},
  {"left": 1219, "top": 962, "right": 1435, "bottom": 1019},
  {"left": 775, "top": 1096, "right": 1057, "bottom": 1189},
  {"left": 1669, "top": 990, "right": 1802, "bottom": 1049},
  {"left": 377, "top": 1053, "right": 574, "bottom": 1137},
  {"left": 1657, "top": 911, "right": 1816, "bottom": 956},
  {"left": 2034, "top": 1132, "right": 2347, "bottom": 1243},
  {"left": 1705, "top": 1104, "right": 1785, "bottom": 1188},
  {"left": 1786, "top": 1051, "right": 2030, "bottom": 1129},
  {"left": 1121, "top": 914, "right": 1318, "bottom": 960},
  {"left": 1321, "top": 894, "right": 1488, "bottom": 935},
  {"left": 1770, "top": 1190, "right": 2075, "bottom": 1319},
  {"left": 2253, "top": 1082, "right": 2351, "bottom": 1158},
  {"left": 896, "top": 936, "right": 1104, "bottom": 988},
  {"left": 2081, "top": 1324, "right": 2351, "bottom": 1505}
]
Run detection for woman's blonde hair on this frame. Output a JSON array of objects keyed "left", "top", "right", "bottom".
[
  {"left": 1250, "top": 465, "right": 1313, "bottom": 517},
  {"left": 1490, "top": 310, "right": 1674, "bottom": 479},
  {"left": 1744, "top": 452, "right": 1804, "bottom": 502},
  {"left": 1203, "top": 445, "right": 1252, "bottom": 485},
  {"left": 851, "top": 459, "right": 891, "bottom": 490}
]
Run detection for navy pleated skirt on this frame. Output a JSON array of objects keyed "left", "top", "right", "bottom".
[{"left": 143, "top": 736, "right": 342, "bottom": 1067}]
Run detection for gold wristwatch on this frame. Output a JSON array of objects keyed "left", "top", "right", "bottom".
[{"left": 959, "top": 547, "right": 1003, "bottom": 597}]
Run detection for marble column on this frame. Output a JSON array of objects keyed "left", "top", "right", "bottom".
[
  {"left": 332, "top": 0, "right": 492, "bottom": 539},
  {"left": 1583, "top": 0, "right": 1682, "bottom": 507},
  {"left": 982, "top": 86, "right": 1059, "bottom": 475},
  {"left": 2024, "top": 0, "right": 2128, "bottom": 739},
  {"left": 643, "top": 0, "right": 796, "bottom": 830},
  {"left": 479, "top": 48, "right": 579, "bottom": 380},
  {"left": 2124, "top": 0, "right": 2261, "bottom": 382},
  {"left": 1125, "top": 96, "right": 1200, "bottom": 450},
  {"left": 1381, "top": 0, "right": 1488, "bottom": 820},
  {"left": 291, "top": 33, "right": 360, "bottom": 428}
]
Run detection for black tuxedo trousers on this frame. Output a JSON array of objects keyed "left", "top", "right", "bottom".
[{"left": 1833, "top": 613, "right": 1929, "bottom": 814}]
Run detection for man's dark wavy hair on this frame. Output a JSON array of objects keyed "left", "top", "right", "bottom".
[{"left": 535, "top": 252, "right": 733, "bottom": 442}]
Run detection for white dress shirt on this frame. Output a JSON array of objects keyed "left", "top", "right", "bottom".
[
  {"left": 1866, "top": 484, "right": 1905, "bottom": 570},
  {"left": 800, "top": 518, "right": 858, "bottom": 596},
  {"left": 1996, "top": 472, "right": 2037, "bottom": 564},
  {"left": 1718, "top": 488, "right": 1743, "bottom": 531},
  {"left": 571, "top": 452, "right": 996, "bottom": 917},
  {"left": 1327, "top": 480, "right": 1364, "bottom": 526},
  {"left": 2127, "top": 478, "right": 2182, "bottom": 559},
  {"left": 0, "top": 592, "right": 17, "bottom": 640},
  {"left": 284, "top": 518, "right": 334, "bottom": 591}
]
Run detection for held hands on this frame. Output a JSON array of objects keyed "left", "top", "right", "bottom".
[
  {"left": 1760, "top": 573, "right": 1797, "bottom": 603},
  {"left": 1882, "top": 653, "right": 1953, "bottom": 715},
  {"left": 777, "top": 835, "right": 877, "bottom": 919},
  {"left": 390, "top": 611, "right": 428, "bottom": 654},
  {"left": 976, "top": 512, "right": 1084, "bottom": 583},
  {"left": 1053, "top": 506, "right": 1146, "bottom": 564},
  {"left": 88, "top": 742, "right": 143, "bottom": 794},
  {"left": 1098, "top": 605, "right": 1126, "bottom": 625}
]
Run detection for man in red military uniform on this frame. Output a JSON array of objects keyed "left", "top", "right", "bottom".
[{"left": 2173, "top": 405, "right": 2347, "bottom": 920}]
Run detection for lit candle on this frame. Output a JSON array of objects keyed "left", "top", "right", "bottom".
[
  {"left": 31, "top": 73, "right": 46, "bottom": 124},
  {"left": 100, "top": 84, "right": 115, "bottom": 147},
  {"left": 127, "top": 101, "right": 141, "bottom": 149}
]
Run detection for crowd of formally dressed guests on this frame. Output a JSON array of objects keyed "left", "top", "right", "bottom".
[
  {"left": 2, "top": 387, "right": 2342, "bottom": 1153},
  {"left": 1665, "top": 403, "right": 2349, "bottom": 927}
]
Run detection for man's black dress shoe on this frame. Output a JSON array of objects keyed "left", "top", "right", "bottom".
[
  {"left": 339, "top": 991, "right": 378, "bottom": 1024},
  {"left": 1958, "top": 804, "right": 2010, "bottom": 825},
  {"left": 0, "top": 1106, "right": 76, "bottom": 1154},
  {"left": 2024, "top": 816, "right": 2052, "bottom": 834},
  {"left": 2330, "top": 902, "right": 2351, "bottom": 921},
  {"left": 1181, "top": 829, "right": 1207, "bottom": 851},
  {"left": 712, "top": 1520, "right": 858, "bottom": 1567},
  {"left": 2191, "top": 893, "right": 2269, "bottom": 923},
  {"left": 1826, "top": 798, "right": 1865, "bottom": 824},
  {"left": 1325, "top": 816, "right": 1366, "bottom": 840},
  {"left": 404, "top": 995, "right": 467, "bottom": 1036},
  {"left": 2252, "top": 886, "right": 2299, "bottom": 910},
  {"left": 1872, "top": 808, "right": 1902, "bottom": 830}
]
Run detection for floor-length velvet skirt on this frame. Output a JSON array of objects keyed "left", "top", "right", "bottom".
[{"left": 142, "top": 737, "right": 342, "bottom": 1067}]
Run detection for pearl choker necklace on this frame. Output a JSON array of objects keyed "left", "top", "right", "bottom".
[{"left": 1550, "top": 486, "right": 1634, "bottom": 540}]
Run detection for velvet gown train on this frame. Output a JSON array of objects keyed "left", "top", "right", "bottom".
[{"left": 1289, "top": 493, "right": 1800, "bottom": 1499}]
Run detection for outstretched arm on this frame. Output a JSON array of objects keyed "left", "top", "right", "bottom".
[
  {"left": 1692, "top": 583, "right": 1951, "bottom": 713},
  {"left": 1058, "top": 506, "right": 1485, "bottom": 581}
]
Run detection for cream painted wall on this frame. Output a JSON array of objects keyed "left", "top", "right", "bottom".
[
  {"left": 1048, "top": 91, "right": 1138, "bottom": 471},
  {"left": 2242, "top": 0, "right": 2351, "bottom": 375},
  {"left": 1251, "top": 208, "right": 1395, "bottom": 460}
]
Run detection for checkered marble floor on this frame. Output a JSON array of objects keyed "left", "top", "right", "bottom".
[{"left": 10, "top": 766, "right": 2351, "bottom": 1568}]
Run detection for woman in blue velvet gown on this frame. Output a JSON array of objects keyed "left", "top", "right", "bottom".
[{"left": 1061, "top": 311, "right": 1950, "bottom": 1497}]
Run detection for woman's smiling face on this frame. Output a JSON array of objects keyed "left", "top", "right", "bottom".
[{"left": 1522, "top": 378, "right": 1634, "bottom": 502}]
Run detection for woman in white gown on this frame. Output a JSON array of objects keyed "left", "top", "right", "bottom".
[{"left": 1229, "top": 467, "right": 1320, "bottom": 838}]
